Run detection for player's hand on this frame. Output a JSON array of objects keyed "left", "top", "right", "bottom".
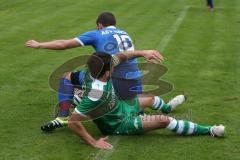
[
  {"left": 25, "top": 40, "right": 40, "bottom": 48},
  {"left": 93, "top": 136, "right": 113, "bottom": 150},
  {"left": 142, "top": 50, "right": 164, "bottom": 64}
]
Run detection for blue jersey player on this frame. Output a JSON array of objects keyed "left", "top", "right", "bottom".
[
  {"left": 25, "top": 12, "right": 143, "bottom": 131},
  {"left": 74, "top": 18, "right": 141, "bottom": 100}
]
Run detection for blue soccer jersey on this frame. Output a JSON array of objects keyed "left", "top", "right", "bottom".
[{"left": 74, "top": 26, "right": 141, "bottom": 79}]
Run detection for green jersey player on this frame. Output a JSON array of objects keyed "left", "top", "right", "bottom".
[{"left": 68, "top": 50, "right": 225, "bottom": 150}]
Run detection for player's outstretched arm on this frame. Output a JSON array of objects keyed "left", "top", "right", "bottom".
[
  {"left": 25, "top": 39, "right": 81, "bottom": 50},
  {"left": 113, "top": 50, "right": 164, "bottom": 66},
  {"left": 68, "top": 111, "right": 113, "bottom": 150}
]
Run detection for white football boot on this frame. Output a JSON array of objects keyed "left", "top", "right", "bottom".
[
  {"left": 210, "top": 125, "right": 225, "bottom": 137},
  {"left": 167, "top": 95, "right": 186, "bottom": 111}
]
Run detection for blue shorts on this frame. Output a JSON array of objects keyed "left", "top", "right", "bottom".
[{"left": 112, "top": 77, "right": 142, "bottom": 100}]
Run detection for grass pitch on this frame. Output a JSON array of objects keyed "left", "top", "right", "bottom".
[{"left": 0, "top": 0, "right": 240, "bottom": 160}]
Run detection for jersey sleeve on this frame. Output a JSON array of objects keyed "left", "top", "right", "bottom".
[{"left": 74, "top": 30, "right": 97, "bottom": 46}]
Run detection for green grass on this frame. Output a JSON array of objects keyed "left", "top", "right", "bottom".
[{"left": 0, "top": 0, "right": 240, "bottom": 160}]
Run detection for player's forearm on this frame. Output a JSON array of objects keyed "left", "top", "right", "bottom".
[
  {"left": 38, "top": 40, "right": 70, "bottom": 50},
  {"left": 113, "top": 50, "right": 163, "bottom": 66},
  {"left": 114, "top": 50, "right": 146, "bottom": 65},
  {"left": 68, "top": 121, "right": 96, "bottom": 146},
  {"left": 120, "top": 50, "right": 145, "bottom": 60}
]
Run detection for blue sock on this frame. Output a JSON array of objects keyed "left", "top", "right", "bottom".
[{"left": 58, "top": 78, "right": 74, "bottom": 117}]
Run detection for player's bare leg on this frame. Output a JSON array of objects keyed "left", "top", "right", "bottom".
[{"left": 141, "top": 115, "right": 170, "bottom": 132}]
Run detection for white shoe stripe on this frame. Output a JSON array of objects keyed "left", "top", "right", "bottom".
[
  {"left": 54, "top": 120, "right": 60, "bottom": 125},
  {"left": 51, "top": 120, "right": 56, "bottom": 126}
]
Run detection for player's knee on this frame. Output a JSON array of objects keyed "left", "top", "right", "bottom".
[
  {"left": 157, "top": 115, "right": 170, "bottom": 126},
  {"left": 62, "top": 72, "right": 72, "bottom": 80},
  {"left": 145, "top": 95, "right": 155, "bottom": 106}
]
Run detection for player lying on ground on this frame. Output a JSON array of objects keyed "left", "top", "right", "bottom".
[
  {"left": 41, "top": 49, "right": 181, "bottom": 132},
  {"left": 67, "top": 50, "right": 225, "bottom": 150}
]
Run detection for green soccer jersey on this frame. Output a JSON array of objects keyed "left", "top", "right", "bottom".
[{"left": 75, "top": 69, "right": 140, "bottom": 134}]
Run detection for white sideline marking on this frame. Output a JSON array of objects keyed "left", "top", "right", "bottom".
[
  {"left": 157, "top": 6, "right": 189, "bottom": 51},
  {"left": 92, "top": 6, "right": 189, "bottom": 160}
]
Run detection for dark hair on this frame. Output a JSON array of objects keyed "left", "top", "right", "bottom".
[
  {"left": 87, "top": 52, "right": 112, "bottom": 79},
  {"left": 96, "top": 12, "right": 116, "bottom": 27}
]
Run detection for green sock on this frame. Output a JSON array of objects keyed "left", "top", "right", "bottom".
[
  {"left": 166, "top": 119, "right": 211, "bottom": 135},
  {"left": 194, "top": 124, "right": 211, "bottom": 135},
  {"left": 152, "top": 96, "right": 172, "bottom": 114},
  {"left": 161, "top": 104, "right": 172, "bottom": 114}
]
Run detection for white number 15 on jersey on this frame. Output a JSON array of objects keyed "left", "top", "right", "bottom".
[{"left": 113, "top": 34, "right": 134, "bottom": 52}]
